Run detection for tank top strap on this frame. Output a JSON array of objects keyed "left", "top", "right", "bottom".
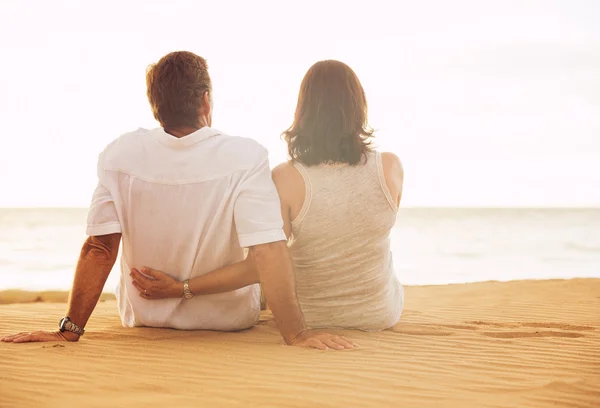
[
  {"left": 375, "top": 152, "right": 398, "bottom": 212},
  {"left": 292, "top": 161, "right": 313, "bottom": 225}
]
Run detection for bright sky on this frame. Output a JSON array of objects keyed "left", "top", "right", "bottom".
[{"left": 0, "top": 0, "right": 599, "bottom": 207}]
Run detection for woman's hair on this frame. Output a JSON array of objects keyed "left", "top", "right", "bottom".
[
  {"left": 146, "top": 51, "right": 212, "bottom": 129},
  {"left": 282, "top": 60, "right": 374, "bottom": 166}
]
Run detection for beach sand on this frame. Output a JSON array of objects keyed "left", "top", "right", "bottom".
[{"left": 1, "top": 279, "right": 599, "bottom": 408}]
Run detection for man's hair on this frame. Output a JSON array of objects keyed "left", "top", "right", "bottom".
[
  {"left": 282, "top": 60, "right": 374, "bottom": 166},
  {"left": 146, "top": 51, "right": 212, "bottom": 129}
]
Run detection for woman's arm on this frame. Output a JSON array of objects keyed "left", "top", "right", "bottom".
[
  {"left": 130, "top": 257, "right": 259, "bottom": 299},
  {"left": 130, "top": 161, "right": 301, "bottom": 301}
]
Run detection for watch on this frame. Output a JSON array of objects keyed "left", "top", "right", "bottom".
[
  {"left": 183, "top": 279, "right": 194, "bottom": 299},
  {"left": 58, "top": 317, "right": 85, "bottom": 336}
]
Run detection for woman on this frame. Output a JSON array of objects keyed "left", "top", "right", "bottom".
[{"left": 131, "top": 60, "right": 404, "bottom": 330}]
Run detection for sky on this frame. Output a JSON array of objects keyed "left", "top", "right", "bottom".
[{"left": 0, "top": 0, "right": 599, "bottom": 207}]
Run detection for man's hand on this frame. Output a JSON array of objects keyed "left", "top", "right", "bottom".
[
  {"left": 130, "top": 267, "right": 183, "bottom": 299},
  {"left": 2, "top": 330, "right": 79, "bottom": 343},
  {"left": 291, "top": 330, "right": 357, "bottom": 350}
]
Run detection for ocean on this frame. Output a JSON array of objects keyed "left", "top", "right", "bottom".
[{"left": 0, "top": 208, "right": 598, "bottom": 292}]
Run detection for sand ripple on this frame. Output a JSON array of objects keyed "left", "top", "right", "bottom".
[{"left": 1, "top": 279, "right": 599, "bottom": 408}]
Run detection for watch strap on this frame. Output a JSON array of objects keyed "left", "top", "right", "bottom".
[{"left": 59, "top": 317, "right": 85, "bottom": 336}]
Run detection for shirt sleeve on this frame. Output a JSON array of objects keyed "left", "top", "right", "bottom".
[
  {"left": 85, "top": 153, "right": 121, "bottom": 236},
  {"left": 234, "top": 153, "right": 287, "bottom": 248}
]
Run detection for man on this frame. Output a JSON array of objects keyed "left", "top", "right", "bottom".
[{"left": 2, "top": 51, "right": 354, "bottom": 350}]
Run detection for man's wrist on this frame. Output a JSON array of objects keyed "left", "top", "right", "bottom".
[
  {"left": 285, "top": 327, "right": 309, "bottom": 345},
  {"left": 58, "top": 330, "right": 80, "bottom": 342}
]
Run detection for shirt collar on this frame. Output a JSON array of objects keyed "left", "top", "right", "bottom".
[{"left": 155, "top": 126, "right": 221, "bottom": 148}]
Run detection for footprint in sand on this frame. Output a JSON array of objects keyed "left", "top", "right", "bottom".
[
  {"left": 390, "top": 323, "right": 453, "bottom": 336},
  {"left": 480, "top": 331, "right": 585, "bottom": 339},
  {"left": 463, "top": 321, "right": 595, "bottom": 339}
]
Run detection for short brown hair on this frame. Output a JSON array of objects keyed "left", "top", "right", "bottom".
[
  {"left": 146, "top": 51, "right": 212, "bottom": 129},
  {"left": 282, "top": 60, "right": 374, "bottom": 166}
]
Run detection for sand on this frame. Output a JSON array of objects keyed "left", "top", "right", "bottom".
[{"left": 1, "top": 279, "right": 599, "bottom": 408}]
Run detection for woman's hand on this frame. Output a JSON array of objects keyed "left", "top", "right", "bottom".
[{"left": 130, "top": 267, "right": 183, "bottom": 299}]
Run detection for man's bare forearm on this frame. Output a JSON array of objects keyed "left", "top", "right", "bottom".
[
  {"left": 66, "top": 234, "right": 121, "bottom": 332},
  {"left": 250, "top": 241, "right": 306, "bottom": 344},
  {"left": 188, "top": 257, "right": 259, "bottom": 295}
]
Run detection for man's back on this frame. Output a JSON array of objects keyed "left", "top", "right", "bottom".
[
  {"left": 2, "top": 51, "right": 354, "bottom": 351},
  {"left": 87, "top": 126, "right": 285, "bottom": 330}
]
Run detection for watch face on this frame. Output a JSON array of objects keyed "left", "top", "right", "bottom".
[{"left": 59, "top": 317, "right": 67, "bottom": 332}]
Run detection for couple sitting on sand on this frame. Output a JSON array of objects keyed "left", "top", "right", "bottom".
[{"left": 2, "top": 51, "right": 404, "bottom": 350}]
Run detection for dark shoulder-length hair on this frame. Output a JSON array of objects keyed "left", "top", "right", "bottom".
[{"left": 282, "top": 60, "right": 374, "bottom": 166}]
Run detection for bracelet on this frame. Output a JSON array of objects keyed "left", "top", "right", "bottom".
[{"left": 290, "top": 329, "right": 310, "bottom": 345}]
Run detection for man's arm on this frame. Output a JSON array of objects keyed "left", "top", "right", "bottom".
[
  {"left": 65, "top": 233, "right": 121, "bottom": 333},
  {"left": 229, "top": 145, "right": 355, "bottom": 350},
  {"left": 250, "top": 241, "right": 356, "bottom": 350},
  {"left": 2, "top": 233, "right": 121, "bottom": 343},
  {"left": 249, "top": 241, "right": 305, "bottom": 344}
]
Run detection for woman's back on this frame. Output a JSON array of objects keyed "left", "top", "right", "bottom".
[{"left": 288, "top": 152, "right": 404, "bottom": 330}]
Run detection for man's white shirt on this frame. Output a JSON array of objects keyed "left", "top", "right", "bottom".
[{"left": 86, "top": 127, "right": 286, "bottom": 330}]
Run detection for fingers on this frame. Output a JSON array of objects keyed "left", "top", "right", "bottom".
[
  {"left": 131, "top": 268, "right": 152, "bottom": 283},
  {"left": 131, "top": 278, "right": 160, "bottom": 300},
  {"left": 131, "top": 279, "right": 146, "bottom": 294},
  {"left": 319, "top": 335, "right": 356, "bottom": 349},
  {"left": 333, "top": 336, "right": 357, "bottom": 349},
  {"left": 293, "top": 333, "right": 357, "bottom": 351},
  {"left": 1, "top": 332, "right": 29, "bottom": 342},
  {"left": 321, "top": 336, "right": 356, "bottom": 350},
  {"left": 130, "top": 269, "right": 144, "bottom": 289},
  {"left": 131, "top": 269, "right": 163, "bottom": 300},
  {"left": 131, "top": 279, "right": 152, "bottom": 299},
  {"left": 141, "top": 267, "right": 161, "bottom": 279},
  {"left": 323, "top": 339, "right": 346, "bottom": 350},
  {"left": 13, "top": 333, "right": 37, "bottom": 343},
  {"left": 131, "top": 267, "right": 160, "bottom": 281},
  {"left": 2, "top": 331, "right": 64, "bottom": 343},
  {"left": 308, "top": 339, "right": 329, "bottom": 351}
]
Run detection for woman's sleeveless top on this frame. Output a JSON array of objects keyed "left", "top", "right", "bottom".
[{"left": 289, "top": 152, "right": 404, "bottom": 331}]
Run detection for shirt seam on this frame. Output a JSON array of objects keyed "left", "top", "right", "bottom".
[
  {"left": 102, "top": 167, "right": 252, "bottom": 186},
  {"left": 238, "top": 230, "right": 286, "bottom": 247},
  {"left": 87, "top": 221, "right": 121, "bottom": 227},
  {"left": 238, "top": 229, "right": 286, "bottom": 239}
]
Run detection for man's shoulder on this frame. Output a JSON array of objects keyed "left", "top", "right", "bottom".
[
  {"left": 216, "top": 133, "right": 267, "bottom": 155},
  {"left": 212, "top": 132, "right": 269, "bottom": 169},
  {"left": 100, "top": 128, "right": 154, "bottom": 160}
]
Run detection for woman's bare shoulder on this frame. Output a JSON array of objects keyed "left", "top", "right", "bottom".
[
  {"left": 379, "top": 152, "right": 403, "bottom": 206},
  {"left": 381, "top": 152, "right": 404, "bottom": 184},
  {"left": 272, "top": 161, "right": 305, "bottom": 217},
  {"left": 272, "top": 161, "right": 304, "bottom": 184},
  {"left": 380, "top": 152, "right": 403, "bottom": 178}
]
